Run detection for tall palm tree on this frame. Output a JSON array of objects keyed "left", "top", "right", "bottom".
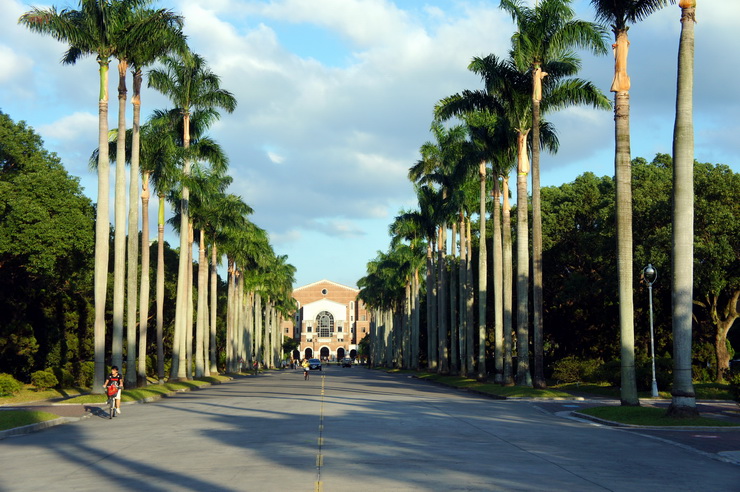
[
  {"left": 500, "top": 0, "right": 609, "bottom": 389},
  {"left": 590, "top": 0, "right": 673, "bottom": 406},
  {"left": 149, "top": 52, "right": 236, "bottom": 380},
  {"left": 126, "top": 7, "right": 185, "bottom": 386},
  {"left": 410, "top": 122, "right": 467, "bottom": 374},
  {"left": 390, "top": 211, "right": 427, "bottom": 369},
  {"left": 667, "top": 0, "right": 698, "bottom": 418},
  {"left": 436, "top": 54, "right": 544, "bottom": 386},
  {"left": 188, "top": 167, "right": 231, "bottom": 377},
  {"left": 205, "top": 194, "right": 253, "bottom": 374},
  {"left": 19, "top": 0, "right": 139, "bottom": 393}
]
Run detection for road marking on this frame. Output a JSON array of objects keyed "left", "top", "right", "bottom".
[{"left": 315, "top": 374, "right": 326, "bottom": 488}]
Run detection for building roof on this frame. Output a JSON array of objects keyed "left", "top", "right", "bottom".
[{"left": 293, "top": 279, "right": 359, "bottom": 294}]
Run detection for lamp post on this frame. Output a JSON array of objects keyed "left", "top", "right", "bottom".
[{"left": 643, "top": 264, "right": 659, "bottom": 397}]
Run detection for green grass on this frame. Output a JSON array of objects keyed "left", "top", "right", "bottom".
[
  {"left": 693, "top": 383, "right": 734, "bottom": 400},
  {"left": 64, "top": 378, "right": 222, "bottom": 404},
  {"left": 0, "top": 410, "right": 61, "bottom": 431},
  {"left": 0, "top": 386, "right": 88, "bottom": 405},
  {"left": 552, "top": 381, "right": 735, "bottom": 401},
  {"left": 414, "top": 372, "right": 573, "bottom": 398},
  {"left": 578, "top": 405, "right": 739, "bottom": 427}
]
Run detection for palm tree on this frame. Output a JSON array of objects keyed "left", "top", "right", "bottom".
[
  {"left": 590, "top": 0, "right": 673, "bottom": 406},
  {"left": 188, "top": 167, "right": 232, "bottom": 377},
  {"left": 667, "top": 0, "right": 698, "bottom": 418},
  {"left": 149, "top": 52, "right": 236, "bottom": 380},
  {"left": 206, "top": 194, "right": 253, "bottom": 374},
  {"left": 143, "top": 114, "right": 181, "bottom": 382},
  {"left": 436, "top": 54, "right": 538, "bottom": 386},
  {"left": 500, "top": 0, "right": 609, "bottom": 389},
  {"left": 390, "top": 211, "right": 427, "bottom": 369},
  {"left": 410, "top": 122, "right": 467, "bottom": 374},
  {"left": 19, "top": 0, "right": 135, "bottom": 393},
  {"left": 126, "top": 8, "right": 185, "bottom": 386}
]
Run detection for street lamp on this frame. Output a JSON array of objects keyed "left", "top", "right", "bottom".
[{"left": 643, "top": 264, "right": 659, "bottom": 398}]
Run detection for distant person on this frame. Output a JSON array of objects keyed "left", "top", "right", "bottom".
[
  {"left": 302, "top": 359, "right": 310, "bottom": 380},
  {"left": 103, "top": 366, "right": 124, "bottom": 416}
]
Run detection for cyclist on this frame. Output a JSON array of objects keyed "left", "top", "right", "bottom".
[
  {"left": 103, "top": 366, "right": 124, "bottom": 416},
  {"left": 302, "top": 358, "right": 310, "bottom": 380}
]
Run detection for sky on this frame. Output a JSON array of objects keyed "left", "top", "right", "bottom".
[{"left": 1, "top": 0, "right": 738, "bottom": 289}]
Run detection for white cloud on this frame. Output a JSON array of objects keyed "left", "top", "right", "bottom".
[{"left": 1, "top": 0, "right": 737, "bottom": 287}]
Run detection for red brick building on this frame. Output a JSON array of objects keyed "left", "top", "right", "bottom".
[{"left": 281, "top": 279, "right": 370, "bottom": 361}]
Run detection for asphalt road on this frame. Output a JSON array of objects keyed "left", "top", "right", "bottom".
[{"left": 1, "top": 367, "right": 738, "bottom": 491}]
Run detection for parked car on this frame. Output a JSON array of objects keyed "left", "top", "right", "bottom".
[
  {"left": 308, "top": 358, "right": 322, "bottom": 371},
  {"left": 341, "top": 357, "right": 352, "bottom": 368}
]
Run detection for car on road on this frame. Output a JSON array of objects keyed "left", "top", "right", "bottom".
[
  {"left": 308, "top": 358, "right": 322, "bottom": 371},
  {"left": 341, "top": 358, "right": 352, "bottom": 368}
]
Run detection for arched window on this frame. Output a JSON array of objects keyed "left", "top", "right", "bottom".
[{"left": 316, "top": 311, "right": 333, "bottom": 337}]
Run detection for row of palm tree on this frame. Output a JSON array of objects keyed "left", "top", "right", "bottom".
[
  {"left": 359, "top": 0, "right": 698, "bottom": 415},
  {"left": 20, "top": 0, "right": 296, "bottom": 391}
]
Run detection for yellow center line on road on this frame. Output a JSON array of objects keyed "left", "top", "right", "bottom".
[{"left": 315, "top": 373, "right": 326, "bottom": 492}]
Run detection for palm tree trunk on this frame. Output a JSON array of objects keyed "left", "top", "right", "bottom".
[
  {"left": 438, "top": 225, "right": 449, "bottom": 373},
  {"left": 125, "top": 63, "right": 140, "bottom": 389},
  {"left": 173, "top": 112, "right": 191, "bottom": 381},
  {"left": 226, "top": 259, "right": 235, "bottom": 372},
  {"left": 134, "top": 71, "right": 148, "bottom": 386},
  {"left": 427, "top": 242, "right": 437, "bottom": 370},
  {"left": 613, "top": 28, "right": 639, "bottom": 406},
  {"left": 209, "top": 244, "right": 219, "bottom": 374},
  {"left": 156, "top": 193, "right": 166, "bottom": 382},
  {"left": 186, "top": 224, "right": 195, "bottom": 378},
  {"left": 450, "top": 222, "right": 458, "bottom": 374},
  {"left": 492, "top": 179, "right": 504, "bottom": 383},
  {"left": 516, "top": 131, "right": 532, "bottom": 387},
  {"left": 531, "top": 82, "right": 546, "bottom": 390},
  {"left": 195, "top": 229, "right": 207, "bottom": 377},
  {"left": 138, "top": 171, "right": 150, "bottom": 386},
  {"left": 478, "top": 161, "right": 488, "bottom": 380},
  {"left": 93, "top": 59, "right": 111, "bottom": 393},
  {"left": 502, "top": 175, "right": 514, "bottom": 386},
  {"left": 668, "top": 1, "right": 698, "bottom": 418},
  {"left": 466, "top": 218, "right": 475, "bottom": 376},
  {"left": 458, "top": 214, "right": 467, "bottom": 377},
  {"left": 112, "top": 60, "right": 128, "bottom": 373},
  {"left": 413, "top": 267, "right": 421, "bottom": 369}
]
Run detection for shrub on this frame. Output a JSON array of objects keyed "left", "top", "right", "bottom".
[
  {"left": 31, "top": 370, "right": 58, "bottom": 391},
  {"left": 0, "top": 373, "right": 23, "bottom": 397},
  {"left": 729, "top": 372, "right": 740, "bottom": 404},
  {"left": 552, "top": 356, "right": 602, "bottom": 383},
  {"left": 77, "top": 361, "right": 94, "bottom": 387},
  {"left": 52, "top": 367, "right": 74, "bottom": 388}
]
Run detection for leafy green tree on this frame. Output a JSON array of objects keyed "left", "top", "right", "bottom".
[{"left": 0, "top": 112, "right": 95, "bottom": 379}]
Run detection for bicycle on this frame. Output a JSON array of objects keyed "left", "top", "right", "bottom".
[{"left": 106, "top": 385, "right": 119, "bottom": 419}]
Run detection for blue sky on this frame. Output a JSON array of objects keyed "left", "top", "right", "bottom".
[{"left": 1, "top": 0, "right": 738, "bottom": 289}]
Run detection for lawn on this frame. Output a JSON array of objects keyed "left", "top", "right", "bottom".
[
  {"left": 578, "top": 405, "right": 739, "bottom": 427},
  {"left": 413, "top": 372, "right": 574, "bottom": 398},
  {"left": 552, "top": 382, "right": 735, "bottom": 401},
  {"left": 0, "top": 410, "right": 61, "bottom": 432}
]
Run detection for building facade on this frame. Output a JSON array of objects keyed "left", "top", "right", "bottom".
[{"left": 281, "top": 279, "right": 370, "bottom": 361}]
